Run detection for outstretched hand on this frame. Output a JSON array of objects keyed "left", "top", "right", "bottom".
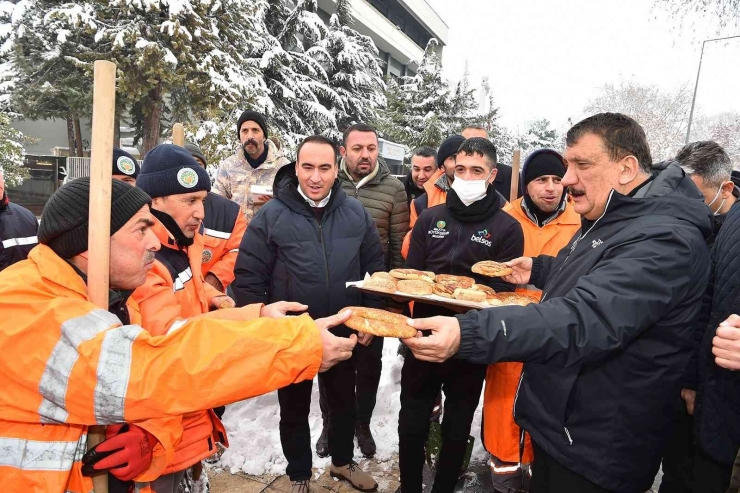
[
  {"left": 503, "top": 257, "right": 533, "bottom": 284},
  {"left": 261, "top": 301, "right": 308, "bottom": 318},
  {"left": 316, "top": 310, "right": 358, "bottom": 372},
  {"left": 401, "top": 316, "right": 461, "bottom": 363}
]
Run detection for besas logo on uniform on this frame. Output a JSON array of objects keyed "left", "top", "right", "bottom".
[
  {"left": 471, "top": 229, "right": 492, "bottom": 247},
  {"left": 202, "top": 249, "right": 213, "bottom": 263},
  {"left": 177, "top": 167, "right": 199, "bottom": 188}
]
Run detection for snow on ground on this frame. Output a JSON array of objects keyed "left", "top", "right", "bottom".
[{"left": 218, "top": 338, "right": 487, "bottom": 476}]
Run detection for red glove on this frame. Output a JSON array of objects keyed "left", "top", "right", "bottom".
[{"left": 81, "top": 424, "right": 155, "bottom": 481}]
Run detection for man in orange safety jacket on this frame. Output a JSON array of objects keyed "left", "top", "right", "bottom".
[
  {"left": 0, "top": 177, "right": 356, "bottom": 493},
  {"left": 185, "top": 142, "right": 247, "bottom": 293},
  {"left": 485, "top": 149, "right": 580, "bottom": 491}
]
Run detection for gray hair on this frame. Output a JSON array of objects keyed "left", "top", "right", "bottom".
[{"left": 676, "top": 141, "right": 732, "bottom": 188}]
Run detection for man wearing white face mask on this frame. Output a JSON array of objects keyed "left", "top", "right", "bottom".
[
  {"left": 398, "top": 137, "right": 524, "bottom": 493},
  {"left": 676, "top": 141, "right": 738, "bottom": 248}
]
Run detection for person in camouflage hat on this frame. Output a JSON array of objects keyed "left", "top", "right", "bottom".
[{"left": 213, "top": 110, "right": 289, "bottom": 222}]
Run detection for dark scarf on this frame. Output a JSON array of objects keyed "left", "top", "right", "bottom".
[
  {"left": 447, "top": 184, "right": 501, "bottom": 223},
  {"left": 0, "top": 191, "right": 8, "bottom": 211},
  {"left": 523, "top": 194, "right": 565, "bottom": 227},
  {"left": 151, "top": 209, "right": 195, "bottom": 248},
  {"left": 245, "top": 144, "right": 269, "bottom": 169}
]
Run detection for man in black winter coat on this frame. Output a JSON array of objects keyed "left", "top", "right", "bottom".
[
  {"left": 399, "top": 138, "right": 524, "bottom": 493},
  {"left": 404, "top": 113, "right": 712, "bottom": 493},
  {"left": 233, "top": 135, "right": 384, "bottom": 493},
  {"left": 0, "top": 170, "right": 38, "bottom": 272},
  {"left": 682, "top": 199, "right": 740, "bottom": 493}
]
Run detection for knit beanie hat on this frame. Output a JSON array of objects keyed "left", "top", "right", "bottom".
[
  {"left": 38, "top": 177, "right": 152, "bottom": 259},
  {"left": 112, "top": 148, "right": 140, "bottom": 179},
  {"left": 236, "top": 110, "right": 268, "bottom": 141},
  {"left": 523, "top": 149, "right": 565, "bottom": 186},
  {"left": 184, "top": 143, "right": 207, "bottom": 168},
  {"left": 137, "top": 144, "right": 211, "bottom": 199},
  {"left": 437, "top": 135, "right": 465, "bottom": 168}
]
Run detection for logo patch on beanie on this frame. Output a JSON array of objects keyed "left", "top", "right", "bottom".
[
  {"left": 177, "top": 168, "right": 199, "bottom": 188},
  {"left": 202, "top": 249, "right": 213, "bottom": 263},
  {"left": 117, "top": 156, "right": 136, "bottom": 175}
]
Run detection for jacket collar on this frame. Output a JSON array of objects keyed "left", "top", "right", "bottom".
[
  {"left": 512, "top": 196, "right": 580, "bottom": 228},
  {"left": 150, "top": 212, "right": 192, "bottom": 251},
  {"left": 340, "top": 157, "right": 390, "bottom": 189},
  {"left": 235, "top": 138, "right": 285, "bottom": 170}
]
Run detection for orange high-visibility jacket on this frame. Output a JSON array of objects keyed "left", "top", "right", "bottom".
[
  {"left": 0, "top": 244, "right": 322, "bottom": 493},
  {"left": 483, "top": 197, "right": 581, "bottom": 464},
  {"left": 401, "top": 168, "right": 448, "bottom": 259},
  {"left": 131, "top": 218, "right": 232, "bottom": 474},
  {"left": 201, "top": 192, "right": 247, "bottom": 289}
]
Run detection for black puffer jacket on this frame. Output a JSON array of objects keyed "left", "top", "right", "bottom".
[
  {"left": 693, "top": 200, "right": 740, "bottom": 466},
  {"left": 0, "top": 194, "right": 38, "bottom": 272},
  {"left": 455, "top": 163, "right": 712, "bottom": 492},
  {"left": 233, "top": 165, "right": 385, "bottom": 331},
  {"left": 339, "top": 160, "right": 409, "bottom": 270}
]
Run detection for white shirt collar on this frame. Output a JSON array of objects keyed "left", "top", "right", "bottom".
[{"left": 298, "top": 185, "right": 332, "bottom": 208}]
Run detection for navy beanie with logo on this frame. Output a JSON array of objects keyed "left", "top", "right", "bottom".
[
  {"left": 137, "top": 144, "right": 211, "bottom": 199},
  {"left": 112, "top": 148, "right": 140, "bottom": 179}
]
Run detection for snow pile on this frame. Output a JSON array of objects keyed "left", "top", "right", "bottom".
[{"left": 218, "top": 338, "right": 487, "bottom": 476}]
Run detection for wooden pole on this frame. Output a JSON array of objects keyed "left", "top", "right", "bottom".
[
  {"left": 172, "top": 123, "right": 185, "bottom": 147},
  {"left": 87, "top": 59, "right": 117, "bottom": 493},
  {"left": 510, "top": 149, "right": 521, "bottom": 203}
]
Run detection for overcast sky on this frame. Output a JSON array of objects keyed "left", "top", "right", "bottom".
[{"left": 426, "top": 0, "right": 740, "bottom": 133}]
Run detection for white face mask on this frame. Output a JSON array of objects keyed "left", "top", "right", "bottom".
[
  {"left": 707, "top": 183, "right": 727, "bottom": 216},
  {"left": 450, "top": 171, "right": 493, "bottom": 206}
]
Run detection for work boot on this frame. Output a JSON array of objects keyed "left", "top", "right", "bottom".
[
  {"left": 355, "top": 422, "right": 376, "bottom": 457},
  {"left": 330, "top": 462, "right": 378, "bottom": 492},
  {"left": 316, "top": 422, "right": 329, "bottom": 458},
  {"left": 290, "top": 479, "right": 310, "bottom": 493}
]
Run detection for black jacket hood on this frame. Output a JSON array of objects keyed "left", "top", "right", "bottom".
[
  {"left": 593, "top": 161, "right": 712, "bottom": 240},
  {"left": 273, "top": 162, "right": 346, "bottom": 216}
]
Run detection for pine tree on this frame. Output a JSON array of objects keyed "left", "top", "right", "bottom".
[
  {"left": 310, "top": 0, "right": 386, "bottom": 137},
  {"left": 517, "top": 119, "right": 562, "bottom": 157},
  {"left": 0, "top": 112, "right": 31, "bottom": 186},
  {"left": 3, "top": 0, "right": 267, "bottom": 154}
]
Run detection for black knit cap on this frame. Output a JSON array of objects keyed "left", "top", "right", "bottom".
[
  {"left": 523, "top": 149, "right": 566, "bottom": 186},
  {"left": 38, "top": 177, "right": 152, "bottom": 259},
  {"left": 112, "top": 147, "right": 140, "bottom": 179},
  {"left": 137, "top": 144, "right": 211, "bottom": 199},
  {"left": 236, "top": 110, "right": 268, "bottom": 141},
  {"left": 184, "top": 143, "right": 207, "bottom": 168},
  {"left": 437, "top": 135, "right": 465, "bottom": 169}
]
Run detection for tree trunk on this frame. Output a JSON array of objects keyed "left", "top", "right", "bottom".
[
  {"left": 141, "top": 83, "right": 163, "bottom": 155},
  {"left": 73, "top": 118, "right": 84, "bottom": 157},
  {"left": 66, "top": 117, "right": 77, "bottom": 157}
]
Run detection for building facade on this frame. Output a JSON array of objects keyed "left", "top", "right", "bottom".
[{"left": 316, "top": 0, "right": 448, "bottom": 78}]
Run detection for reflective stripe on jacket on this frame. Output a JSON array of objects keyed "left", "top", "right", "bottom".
[
  {"left": 482, "top": 197, "right": 580, "bottom": 463},
  {"left": 201, "top": 192, "right": 247, "bottom": 289}
]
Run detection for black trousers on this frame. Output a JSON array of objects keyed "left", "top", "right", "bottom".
[
  {"left": 660, "top": 396, "right": 695, "bottom": 493},
  {"left": 278, "top": 380, "right": 314, "bottom": 481},
  {"left": 691, "top": 446, "right": 733, "bottom": 493},
  {"left": 319, "top": 354, "right": 357, "bottom": 468},
  {"left": 398, "top": 352, "right": 486, "bottom": 493},
  {"left": 320, "top": 336, "right": 384, "bottom": 425},
  {"left": 531, "top": 441, "right": 612, "bottom": 493}
]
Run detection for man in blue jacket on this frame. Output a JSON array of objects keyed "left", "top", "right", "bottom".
[
  {"left": 403, "top": 113, "right": 712, "bottom": 493},
  {"left": 0, "top": 169, "right": 38, "bottom": 272},
  {"left": 233, "top": 135, "right": 385, "bottom": 493}
]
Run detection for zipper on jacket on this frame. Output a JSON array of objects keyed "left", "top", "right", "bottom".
[
  {"left": 564, "top": 426, "right": 573, "bottom": 445},
  {"left": 512, "top": 368, "right": 525, "bottom": 421},
  {"left": 318, "top": 221, "right": 331, "bottom": 312},
  {"left": 541, "top": 190, "right": 615, "bottom": 302}
]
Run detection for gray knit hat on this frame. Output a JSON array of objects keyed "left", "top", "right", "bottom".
[{"left": 38, "top": 177, "right": 152, "bottom": 259}]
